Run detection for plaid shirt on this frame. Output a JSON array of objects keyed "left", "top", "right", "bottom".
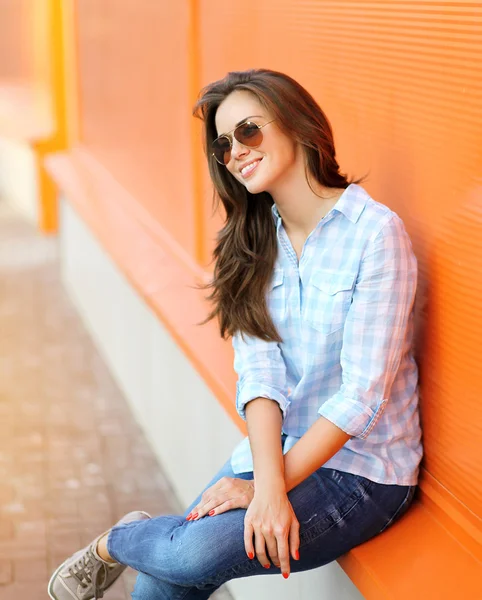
[{"left": 230, "top": 184, "right": 423, "bottom": 485}]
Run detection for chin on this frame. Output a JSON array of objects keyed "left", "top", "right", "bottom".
[
  {"left": 244, "top": 172, "right": 275, "bottom": 194},
  {"left": 245, "top": 181, "right": 268, "bottom": 195}
]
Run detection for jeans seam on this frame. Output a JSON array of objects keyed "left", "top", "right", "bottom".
[{"left": 377, "top": 485, "right": 415, "bottom": 535}]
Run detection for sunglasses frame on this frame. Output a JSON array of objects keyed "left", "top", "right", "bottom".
[{"left": 211, "top": 119, "right": 276, "bottom": 165}]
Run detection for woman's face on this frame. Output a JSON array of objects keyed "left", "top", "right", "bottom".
[{"left": 214, "top": 90, "right": 299, "bottom": 195}]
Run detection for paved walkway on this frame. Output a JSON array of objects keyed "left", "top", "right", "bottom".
[{"left": 0, "top": 201, "right": 232, "bottom": 599}]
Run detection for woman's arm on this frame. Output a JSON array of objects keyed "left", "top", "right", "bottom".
[
  {"left": 246, "top": 399, "right": 350, "bottom": 493},
  {"left": 243, "top": 398, "right": 348, "bottom": 576},
  {"left": 245, "top": 398, "right": 285, "bottom": 493},
  {"left": 232, "top": 331, "right": 289, "bottom": 423},
  {"left": 283, "top": 417, "right": 350, "bottom": 491},
  {"left": 244, "top": 397, "right": 299, "bottom": 577}
]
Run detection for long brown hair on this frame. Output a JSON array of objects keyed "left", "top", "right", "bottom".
[{"left": 193, "top": 68, "right": 365, "bottom": 343}]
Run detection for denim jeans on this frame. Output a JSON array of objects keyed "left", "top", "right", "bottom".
[{"left": 107, "top": 451, "right": 416, "bottom": 600}]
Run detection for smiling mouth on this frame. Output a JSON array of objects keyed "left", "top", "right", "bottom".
[{"left": 240, "top": 159, "right": 262, "bottom": 179}]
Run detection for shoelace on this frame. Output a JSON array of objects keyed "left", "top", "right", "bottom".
[{"left": 68, "top": 548, "right": 108, "bottom": 599}]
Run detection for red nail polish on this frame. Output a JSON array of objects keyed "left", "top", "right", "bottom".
[
  {"left": 283, "top": 572, "right": 289, "bottom": 579},
  {"left": 208, "top": 510, "right": 215, "bottom": 516},
  {"left": 248, "top": 552, "right": 254, "bottom": 559},
  {"left": 192, "top": 513, "right": 198, "bottom": 519},
  {"left": 295, "top": 550, "right": 299, "bottom": 560},
  {"left": 186, "top": 513, "right": 192, "bottom": 520},
  {"left": 264, "top": 564, "right": 270, "bottom": 569}
]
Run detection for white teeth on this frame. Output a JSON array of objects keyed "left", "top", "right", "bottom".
[{"left": 241, "top": 160, "right": 260, "bottom": 175}]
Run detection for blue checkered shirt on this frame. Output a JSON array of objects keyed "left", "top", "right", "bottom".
[{"left": 230, "top": 184, "right": 423, "bottom": 485}]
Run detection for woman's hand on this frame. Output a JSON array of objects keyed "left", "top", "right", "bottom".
[
  {"left": 186, "top": 477, "right": 255, "bottom": 520},
  {"left": 244, "top": 487, "right": 300, "bottom": 579}
]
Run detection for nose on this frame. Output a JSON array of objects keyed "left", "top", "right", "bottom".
[{"left": 230, "top": 136, "right": 249, "bottom": 161}]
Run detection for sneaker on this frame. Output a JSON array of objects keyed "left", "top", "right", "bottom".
[{"left": 48, "top": 510, "right": 151, "bottom": 600}]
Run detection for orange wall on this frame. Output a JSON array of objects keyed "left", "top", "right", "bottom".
[
  {"left": 75, "top": 1, "right": 198, "bottom": 258},
  {"left": 0, "top": 0, "right": 32, "bottom": 82},
  {"left": 0, "top": 0, "right": 55, "bottom": 115}
]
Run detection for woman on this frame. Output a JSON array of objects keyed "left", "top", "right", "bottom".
[{"left": 48, "top": 68, "right": 423, "bottom": 600}]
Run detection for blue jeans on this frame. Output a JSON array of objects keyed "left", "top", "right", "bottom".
[{"left": 107, "top": 454, "right": 416, "bottom": 599}]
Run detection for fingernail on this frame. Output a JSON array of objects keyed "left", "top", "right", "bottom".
[
  {"left": 208, "top": 510, "right": 215, "bottom": 516},
  {"left": 295, "top": 550, "right": 299, "bottom": 560},
  {"left": 264, "top": 564, "right": 270, "bottom": 569},
  {"left": 283, "top": 572, "right": 289, "bottom": 579},
  {"left": 186, "top": 513, "right": 192, "bottom": 520},
  {"left": 192, "top": 513, "right": 198, "bottom": 519},
  {"left": 248, "top": 552, "right": 254, "bottom": 559}
]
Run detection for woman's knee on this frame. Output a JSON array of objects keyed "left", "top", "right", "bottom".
[{"left": 172, "top": 510, "right": 248, "bottom": 586}]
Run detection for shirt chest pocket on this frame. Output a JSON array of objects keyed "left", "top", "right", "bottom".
[
  {"left": 267, "top": 268, "right": 286, "bottom": 323},
  {"left": 304, "top": 270, "right": 357, "bottom": 334}
]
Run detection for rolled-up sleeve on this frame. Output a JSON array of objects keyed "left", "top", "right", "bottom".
[
  {"left": 318, "top": 214, "right": 418, "bottom": 439},
  {"left": 232, "top": 330, "right": 289, "bottom": 421}
]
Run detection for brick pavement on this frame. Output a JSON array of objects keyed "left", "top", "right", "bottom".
[{"left": 0, "top": 201, "right": 232, "bottom": 599}]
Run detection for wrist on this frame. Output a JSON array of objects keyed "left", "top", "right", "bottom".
[{"left": 253, "top": 473, "right": 286, "bottom": 494}]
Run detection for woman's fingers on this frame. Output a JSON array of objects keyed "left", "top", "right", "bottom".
[
  {"left": 244, "top": 521, "right": 255, "bottom": 561},
  {"left": 204, "top": 499, "right": 236, "bottom": 517},
  {"left": 264, "top": 531, "right": 280, "bottom": 568},
  {"left": 187, "top": 479, "right": 230, "bottom": 520},
  {"left": 254, "top": 530, "right": 271, "bottom": 569},
  {"left": 188, "top": 493, "right": 244, "bottom": 520},
  {"left": 245, "top": 519, "right": 272, "bottom": 568},
  {"left": 275, "top": 532, "right": 291, "bottom": 577},
  {"left": 188, "top": 495, "right": 225, "bottom": 520},
  {"left": 290, "top": 518, "right": 301, "bottom": 562},
  {"left": 187, "top": 482, "right": 218, "bottom": 520},
  {"left": 244, "top": 494, "right": 298, "bottom": 578},
  {"left": 187, "top": 478, "right": 254, "bottom": 520}
]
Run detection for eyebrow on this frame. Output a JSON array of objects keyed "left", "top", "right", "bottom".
[
  {"left": 235, "top": 115, "right": 264, "bottom": 127},
  {"left": 218, "top": 115, "right": 265, "bottom": 138}
]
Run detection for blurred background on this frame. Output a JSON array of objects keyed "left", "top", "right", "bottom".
[{"left": 0, "top": 1, "right": 480, "bottom": 599}]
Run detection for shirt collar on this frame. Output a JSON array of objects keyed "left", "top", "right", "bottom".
[{"left": 270, "top": 183, "right": 367, "bottom": 226}]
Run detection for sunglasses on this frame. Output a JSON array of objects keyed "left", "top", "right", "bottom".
[{"left": 211, "top": 119, "right": 276, "bottom": 165}]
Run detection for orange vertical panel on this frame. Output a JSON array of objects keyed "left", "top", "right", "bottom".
[
  {"left": 75, "top": 0, "right": 196, "bottom": 259},
  {"left": 0, "top": 0, "right": 54, "bottom": 134},
  {"left": 197, "top": 0, "right": 482, "bottom": 533},
  {"left": 0, "top": 0, "right": 33, "bottom": 82}
]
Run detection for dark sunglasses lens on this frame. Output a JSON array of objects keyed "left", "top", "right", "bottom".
[
  {"left": 212, "top": 136, "right": 231, "bottom": 164},
  {"left": 235, "top": 122, "right": 262, "bottom": 147},
  {"left": 212, "top": 123, "right": 263, "bottom": 165}
]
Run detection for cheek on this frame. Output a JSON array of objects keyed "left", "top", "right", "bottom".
[
  {"left": 281, "top": 142, "right": 297, "bottom": 166},
  {"left": 269, "top": 145, "right": 296, "bottom": 175},
  {"left": 223, "top": 158, "right": 237, "bottom": 176}
]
